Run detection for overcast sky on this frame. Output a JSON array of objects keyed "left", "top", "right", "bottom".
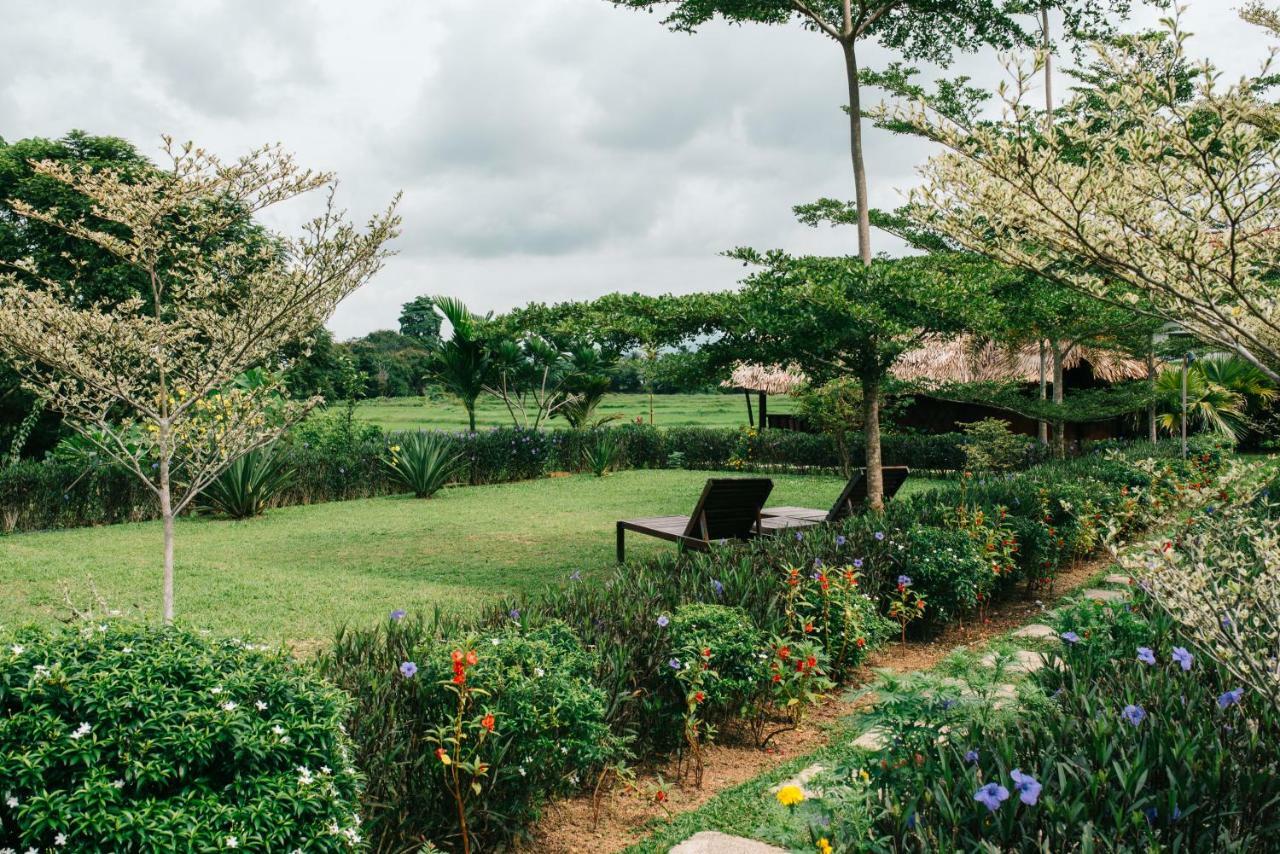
[{"left": 0, "top": 1, "right": 1267, "bottom": 339}]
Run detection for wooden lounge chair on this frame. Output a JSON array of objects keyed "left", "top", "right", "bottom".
[
  {"left": 760, "top": 466, "right": 910, "bottom": 533},
  {"left": 616, "top": 477, "right": 774, "bottom": 562}
]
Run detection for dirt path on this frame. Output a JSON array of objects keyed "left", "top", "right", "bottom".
[{"left": 523, "top": 555, "right": 1109, "bottom": 854}]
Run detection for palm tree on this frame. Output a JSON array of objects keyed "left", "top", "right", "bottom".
[
  {"left": 426, "top": 297, "right": 489, "bottom": 433},
  {"left": 1154, "top": 354, "right": 1276, "bottom": 442}
]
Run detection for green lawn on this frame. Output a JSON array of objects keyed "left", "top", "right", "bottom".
[
  {"left": 0, "top": 470, "right": 940, "bottom": 646},
  {"left": 351, "top": 392, "right": 795, "bottom": 432}
]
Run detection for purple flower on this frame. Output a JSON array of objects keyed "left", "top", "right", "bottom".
[
  {"left": 711, "top": 579, "right": 724, "bottom": 598},
  {"left": 1137, "top": 647, "right": 1156, "bottom": 665},
  {"left": 1122, "top": 704, "right": 1146, "bottom": 726},
  {"left": 874, "top": 531, "right": 886, "bottom": 541},
  {"left": 668, "top": 658, "right": 681, "bottom": 670},
  {"left": 399, "top": 661, "right": 418, "bottom": 679},
  {"left": 795, "top": 531, "right": 804, "bottom": 542},
  {"left": 1143, "top": 806, "right": 1158, "bottom": 824},
  {"left": 813, "top": 557, "right": 824, "bottom": 568},
  {"left": 1218, "top": 687, "right": 1244, "bottom": 709},
  {"left": 835, "top": 535, "right": 847, "bottom": 547},
  {"left": 390, "top": 609, "right": 407, "bottom": 621},
  {"left": 1010, "top": 769, "right": 1041, "bottom": 805},
  {"left": 509, "top": 609, "right": 520, "bottom": 621},
  {"left": 657, "top": 615, "right": 670, "bottom": 628},
  {"left": 974, "top": 782, "right": 1009, "bottom": 812},
  {"left": 569, "top": 570, "right": 582, "bottom": 582},
  {"left": 897, "top": 575, "right": 912, "bottom": 587},
  {"left": 1221, "top": 613, "right": 1233, "bottom": 629},
  {"left": 1171, "top": 646, "right": 1193, "bottom": 671},
  {"left": 1060, "top": 631, "right": 1080, "bottom": 644},
  {"left": 853, "top": 558, "right": 864, "bottom": 569},
  {"left": 964, "top": 749, "right": 979, "bottom": 764}
]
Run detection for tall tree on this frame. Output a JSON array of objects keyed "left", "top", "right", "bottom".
[
  {"left": 877, "top": 11, "right": 1280, "bottom": 380},
  {"left": 0, "top": 138, "right": 400, "bottom": 621},
  {"left": 399, "top": 294, "right": 443, "bottom": 347},
  {"left": 426, "top": 297, "right": 492, "bottom": 433},
  {"left": 606, "top": 2, "right": 1152, "bottom": 264}
]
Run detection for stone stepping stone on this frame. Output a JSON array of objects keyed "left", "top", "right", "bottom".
[
  {"left": 1083, "top": 587, "right": 1129, "bottom": 603},
  {"left": 852, "top": 727, "right": 889, "bottom": 751},
  {"left": 670, "top": 831, "right": 787, "bottom": 853},
  {"left": 1103, "top": 573, "right": 1133, "bottom": 586},
  {"left": 768, "top": 763, "right": 826, "bottom": 799},
  {"left": 1013, "top": 623, "right": 1057, "bottom": 640},
  {"left": 980, "top": 649, "right": 1045, "bottom": 675}
]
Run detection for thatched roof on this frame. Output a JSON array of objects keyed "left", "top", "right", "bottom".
[
  {"left": 892, "top": 335, "right": 1148, "bottom": 385},
  {"left": 720, "top": 362, "right": 808, "bottom": 394}
]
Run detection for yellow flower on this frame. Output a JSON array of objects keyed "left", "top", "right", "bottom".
[
  {"left": 858, "top": 769, "right": 870, "bottom": 783},
  {"left": 816, "top": 839, "right": 833, "bottom": 854},
  {"left": 775, "top": 784, "right": 805, "bottom": 808}
]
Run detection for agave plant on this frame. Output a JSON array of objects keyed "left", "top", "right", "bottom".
[
  {"left": 386, "top": 431, "right": 462, "bottom": 498},
  {"left": 201, "top": 445, "right": 295, "bottom": 519},
  {"left": 582, "top": 429, "right": 619, "bottom": 477}
]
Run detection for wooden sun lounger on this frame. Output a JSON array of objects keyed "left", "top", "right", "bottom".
[
  {"left": 616, "top": 477, "right": 774, "bottom": 562},
  {"left": 760, "top": 466, "right": 910, "bottom": 533}
]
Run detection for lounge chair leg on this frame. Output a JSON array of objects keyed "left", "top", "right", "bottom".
[{"left": 616, "top": 523, "right": 625, "bottom": 563}]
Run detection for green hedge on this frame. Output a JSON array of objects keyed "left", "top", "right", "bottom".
[{"left": 0, "top": 425, "right": 968, "bottom": 534}]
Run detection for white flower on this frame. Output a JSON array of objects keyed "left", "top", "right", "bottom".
[
  {"left": 272, "top": 725, "right": 285, "bottom": 736},
  {"left": 534, "top": 668, "right": 545, "bottom": 677},
  {"left": 111, "top": 779, "right": 125, "bottom": 789},
  {"left": 5, "top": 794, "right": 18, "bottom": 808},
  {"left": 210, "top": 686, "right": 223, "bottom": 695},
  {"left": 297, "top": 766, "right": 314, "bottom": 785},
  {"left": 9, "top": 645, "right": 23, "bottom": 655},
  {"left": 254, "top": 700, "right": 268, "bottom": 711},
  {"left": 490, "top": 638, "right": 501, "bottom": 646},
  {"left": 225, "top": 837, "right": 239, "bottom": 849},
  {"left": 221, "top": 701, "right": 238, "bottom": 712},
  {"left": 97, "top": 624, "right": 107, "bottom": 633},
  {"left": 320, "top": 765, "right": 331, "bottom": 775},
  {"left": 518, "top": 766, "right": 527, "bottom": 777},
  {"left": 1, "top": 847, "right": 14, "bottom": 854},
  {"left": 121, "top": 647, "right": 133, "bottom": 654},
  {"left": 70, "top": 722, "right": 92, "bottom": 740},
  {"left": 54, "top": 833, "right": 67, "bottom": 846},
  {"left": 33, "top": 664, "right": 50, "bottom": 679}
]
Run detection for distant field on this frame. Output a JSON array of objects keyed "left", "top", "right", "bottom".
[{"left": 351, "top": 392, "right": 795, "bottom": 432}]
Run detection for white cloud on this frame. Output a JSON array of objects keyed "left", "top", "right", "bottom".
[{"left": 0, "top": 0, "right": 1265, "bottom": 339}]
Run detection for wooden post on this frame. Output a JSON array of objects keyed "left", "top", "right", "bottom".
[
  {"left": 744, "top": 390, "right": 754, "bottom": 427},
  {"left": 758, "top": 392, "right": 768, "bottom": 430}
]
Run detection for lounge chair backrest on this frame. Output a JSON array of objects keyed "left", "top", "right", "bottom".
[
  {"left": 683, "top": 478, "right": 774, "bottom": 541},
  {"left": 826, "top": 466, "right": 910, "bottom": 521}
]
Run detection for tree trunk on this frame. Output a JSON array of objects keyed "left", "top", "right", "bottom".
[
  {"left": 863, "top": 376, "right": 884, "bottom": 510},
  {"left": 1051, "top": 340, "right": 1066, "bottom": 459},
  {"left": 841, "top": 39, "right": 872, "bottom": 266},
  {"left": 1147, "top": 344, "right": 1158, "bottom": 443},
  {"left": 1041, "top": 8, "right": 1053, "bottom": 118},
  {"left": 159, "top": 463, "right": 175, "bottom": 623},
  {"left": 467, "top": 403, "right": 476, "bottom": 433},
  {"left": 1037, "top": 339, "right": 1049, "bottom": 445}
]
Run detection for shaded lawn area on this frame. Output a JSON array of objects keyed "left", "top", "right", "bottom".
[
  {"left": 0, "top": 470, "right": 941, "bottom": 645},
  {"left": 351, "top": 392, "right": 795, "bottom": 432}
]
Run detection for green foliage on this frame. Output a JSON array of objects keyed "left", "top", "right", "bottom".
[
  {"left": 322, "top": 617, "right": 624, "bottom": 851},
  {"left": 794, "top": 378, "right": 863, "bottom": 476},
  {"left": 426, "top": 297, "right": 492, "bottom": 433},
  {"left": 0, "top": 622, "right": 362, "bottom": 852},
  {"left": 399, "top": 294, "right": 443, "bottom": 347},
  {"left": 385, "top": 431, "right": 463, "bottom": 498},
  {"left": 667, "top": 604, "right": 766, "bottom": 722},
  {"left": 582, "top": 428, "right": 620, "bottom": 477},
  {"left": 961, "top": 418, "right": 1033, "bottom": 473},
  {"left": 1155, "top": 354, "right": 1277, "bottom": 442},
  {"left": 199, "top": 445, "right": 295, "bottom": 519}
]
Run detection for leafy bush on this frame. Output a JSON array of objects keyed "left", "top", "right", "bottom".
[
  {"left": 582, "top": 428, "right": 620, "bottom": 477},
  {"left": 666, "top": 604, "right": 766, "bottom": 723},
  {"left": 890, "top": 525, "right": 992, "bottom": 629},
  {"left": 322, "top": 616, "right": 624, "bottom": 852},
  {"left": 961, "top": 417, "right": 1034, "bottom": 473},
  {"left": 200, "top": 445, "right": 295, "bottom": 518},
  {"left": 385, "top": 431, "right": 462, "bottom": 498},
  {"left": 0, "top": 622, "right": 362, "bottom": 852}
]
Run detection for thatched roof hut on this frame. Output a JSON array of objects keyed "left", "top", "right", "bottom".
[
  {"left": 720, "top": 362, "right": 808, "bottom": 395},
  {"left": 891, "top": 335, "right": 1148, "bottom": 385}
]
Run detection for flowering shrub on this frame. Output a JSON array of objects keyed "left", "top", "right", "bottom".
[
  {"left": 666, "top": 604, "right": 766, "bottom": 724},
  {"left": 322, "top": 615, "right": 623, "bottom": 851},
  {"left": 0, "top": 622, "right": 362, "bottom": 852},
  {"left": 780, "top": 561, "right": 892, "bottom": 677}
]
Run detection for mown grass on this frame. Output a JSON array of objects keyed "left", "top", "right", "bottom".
[
  {"left": 0, "top": 470, "right": 940, "bottom": 646},
  {"left": 351, "top": 392, "right": 795, "bottom": 432}
]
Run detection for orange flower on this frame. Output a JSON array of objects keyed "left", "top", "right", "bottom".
[
  {"left": 804, "top": 622, "right": 814, "bottom": 633},
  {"left": 693, "top": 691, "right": 705, "bottom": 703},
  {"left": 778, "top": 646, "right": 791, "bottom": 660},
  {"left": 855, "top": 637, "right": 866, "bottom": 648},
  {"left": 481, "top": 713, "right": 495, "bottom": 732},
  {"left": 451, "top": 649, "right": 463, "bottom": 664},
  {"left": 465, "top": 650, "right": 478, "bottom": 666}
]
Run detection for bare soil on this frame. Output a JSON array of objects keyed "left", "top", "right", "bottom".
[{"left": 523, "top": 555, "right": 1109, "bottom": 854}]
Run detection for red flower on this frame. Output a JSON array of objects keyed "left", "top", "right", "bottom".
[
  {"left": 435, "top": 747, "right": 448, "bottom": 762},
  {"left": 771, "top": 673, "right": 782, "bottom": 683},
  {"left": 465, "top": 650, "right": 478, "bottom": 666},
  {"left": 856, "top": 637, "right": 866, "bottom": 648},
  {"left": 481, "top": 713, "right": 495, "bottom": 732},
  {"left": 806, "top": 656, "right": 817, "bottom": 669},
  {"left": 694, "top": 691, "right": 705, "bottom": 703},
  {"left": 701, "top": 647, "right": 712, "bottom": 659},
  {"left": 804, "top": 622, "right": 814, "bottom": 633},
  {"left": 655, "top": 789, "right": 667, "bottom": 803},
  {"left": 778, "top": 646, "right": 791, "bottom": 660},
  {"left": 451, "top": 649, "right": 463, "bottom": 664}
]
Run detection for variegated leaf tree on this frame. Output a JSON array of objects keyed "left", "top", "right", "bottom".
[
  {"left": 876, "top": 8, "right": 1280, "bottom": 382},
  {"left": 0, "top": 138, "right": 401, "bottom": 621}
]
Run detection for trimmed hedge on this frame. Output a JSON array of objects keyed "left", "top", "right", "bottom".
[{"left": 0, "top": 424, "right": 968, "bottom": 534}]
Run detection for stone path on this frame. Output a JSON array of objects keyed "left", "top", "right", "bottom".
[{"left": 670, "top": 831, "right": 787, "bottom": 853}]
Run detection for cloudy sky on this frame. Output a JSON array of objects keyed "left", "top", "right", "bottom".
[{"left": 0, "top": 1, "right": 1266, "bottom": 339}]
